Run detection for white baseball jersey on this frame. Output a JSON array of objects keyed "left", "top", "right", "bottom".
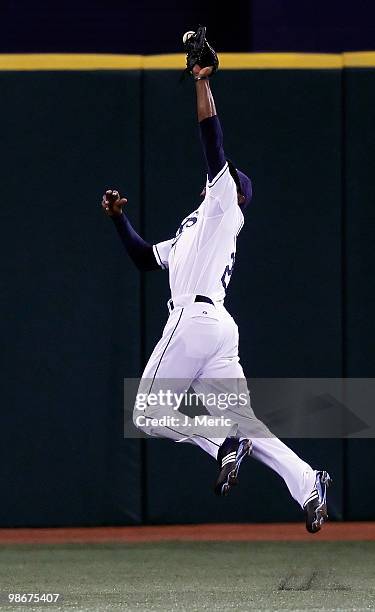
[{"left": 152, "top": 162, "right": 244, "bottom": 302}]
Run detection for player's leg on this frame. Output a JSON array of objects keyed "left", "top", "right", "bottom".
[
  {"left": 198, "top": 307, "right": 320, "bottom": 510},
  {"left": 133, "top": 304, "right": 236, "bottom": 458}
]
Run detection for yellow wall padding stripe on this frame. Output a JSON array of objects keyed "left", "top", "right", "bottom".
[
  {"left": 214, "top": 53, "right": 342, "bottom": 69},
  {"left": 343, "top": 51, "right": 375, "bottom": 67},
  {"left": 0, "top": 51, "right": 374, "bottom": 71},
  {"left": 143, "top": 54, "right": 185, "bottom": 69},
  {"left": 0, "top": 54, "right": 143, "bottom": 70}
]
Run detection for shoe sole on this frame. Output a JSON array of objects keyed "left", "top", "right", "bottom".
[
  {"left": 221, "top": 440, "right": 253, "bottom": 496},
  {"left": 312, "top": 505, "right": 328, "bottom": 532},
  {"left": 308, "top": 471, "right": 332, "bottom": 533}
]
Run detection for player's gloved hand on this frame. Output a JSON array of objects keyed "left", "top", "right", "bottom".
[
  {"left": 183, "top": 25, "right": 219, "bottom": 77},
  {"left": 101, "top": 189, "right": 127, "bottom": 217}
]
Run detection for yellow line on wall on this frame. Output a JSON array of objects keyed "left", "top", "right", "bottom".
[
  {"left": 343, "top": 51, "right": 375, "bottom": 67},
  {"left": 0, "top": 54, "right": 143, "bottom": 70},
  {"left": 0, "top": 51, "right": 374, "bottom": 71},
  {"left": 222, "top": 53, "right": 342, "bottom": 69}
]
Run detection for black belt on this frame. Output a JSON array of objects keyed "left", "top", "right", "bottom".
[{"left": 169, "top": 295, "right": 214, "bottom": 311}]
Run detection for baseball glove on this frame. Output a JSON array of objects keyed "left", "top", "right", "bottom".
[{"left": 183, "top": 26, "right": 219, "bottom": 76}]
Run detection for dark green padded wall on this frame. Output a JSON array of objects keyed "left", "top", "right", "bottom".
[
  {"left": 344, "top": 68, "right": 375, "bottom": 519},
  {"left": 1, "top": 64, "right": 373, "bottom": 526},
  {"left": 0, "top": 71, "right": 142, "bottom": 525},
  {"left": 143, "top": 70, "right": 343, "bottom": 523}
]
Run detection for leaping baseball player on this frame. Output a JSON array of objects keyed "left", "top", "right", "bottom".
[{"left": 101, "top": 27, "right": 331, "bottom": 533}]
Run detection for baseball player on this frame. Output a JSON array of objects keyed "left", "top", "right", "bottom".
[{"left": 102, "top": 27, "right": 331, "bottom": 533}]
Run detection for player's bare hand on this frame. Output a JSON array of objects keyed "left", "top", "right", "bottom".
[
  {"left": 192, "top": 64, "right": 213, "bottom": 79},
  {"left": 101, "top": 189, "right": 127, "bottom": 217}
]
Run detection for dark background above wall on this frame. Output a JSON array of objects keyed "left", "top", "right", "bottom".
[{"left": 1, "top": 0, "right": 375, "bottom": 54}]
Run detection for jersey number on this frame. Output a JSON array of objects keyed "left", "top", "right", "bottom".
[
  {"left": 172, "top": 215, "right": 198, "bottom": 247},
  {"left": 221, "top": 252, "right": 236, "bottom": 290}
]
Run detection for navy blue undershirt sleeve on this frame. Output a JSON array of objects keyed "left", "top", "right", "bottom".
[
  {"left": 112, "top": 212, "right": 160, "bottom": 272},
  {"left": 199, "top": 115, "right": 226, "bottom": 182}
]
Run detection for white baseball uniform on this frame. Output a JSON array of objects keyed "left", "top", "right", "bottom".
[{"left": 135, "top": 162, "right": 316, "bottom": 508}]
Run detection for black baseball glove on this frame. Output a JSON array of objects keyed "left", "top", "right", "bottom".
[{"left": 184, "top": 26, "right": 219, "bottom": 76}]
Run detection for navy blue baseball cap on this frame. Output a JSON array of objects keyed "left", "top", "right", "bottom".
[{"left": 227, "top": 159, "right": 253, "bottom": 211}]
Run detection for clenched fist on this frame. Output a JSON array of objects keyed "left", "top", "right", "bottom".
[{"left": 101, "top": 189, "right": 127, "bottom": 217}]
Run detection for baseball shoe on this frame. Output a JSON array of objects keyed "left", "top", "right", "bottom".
[
  {"left": 214, "top": 437, "right": 252, "bottom": 496},
  {"left": 304, "top": 470, "right": 332, "bottom": 533}
]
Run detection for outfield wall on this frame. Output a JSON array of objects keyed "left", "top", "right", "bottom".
[{"left": 1, "top": 54, "right": 374, "bottom": 526}]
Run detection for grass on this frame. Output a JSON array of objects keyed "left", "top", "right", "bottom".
[{"left": 0, "top": 541, "right": 374, "bottom": 611}]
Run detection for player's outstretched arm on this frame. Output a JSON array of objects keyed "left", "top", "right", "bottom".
[
  {"left": 101, "top": 189, "right": 159, "bottom": 272},
  {"left": 194, "top": 65, "right": 217, "bottom": 122},
  {"left": 193, "top": 65, "right": 226, "bottom": 182},
  {"left": 184, "top": 28, "right": 251, "bottom": 209}
]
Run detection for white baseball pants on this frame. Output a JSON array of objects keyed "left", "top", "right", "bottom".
[{"left": 134, "top": 297, "right": 316, "bottom": 508}]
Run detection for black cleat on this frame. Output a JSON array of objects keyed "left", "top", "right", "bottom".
[
  {"left": 214, "top": 437, "right": 252, "bottom": 496},
  {"left": 304, "top": 470, "right": 332, "bottom": 534}
]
